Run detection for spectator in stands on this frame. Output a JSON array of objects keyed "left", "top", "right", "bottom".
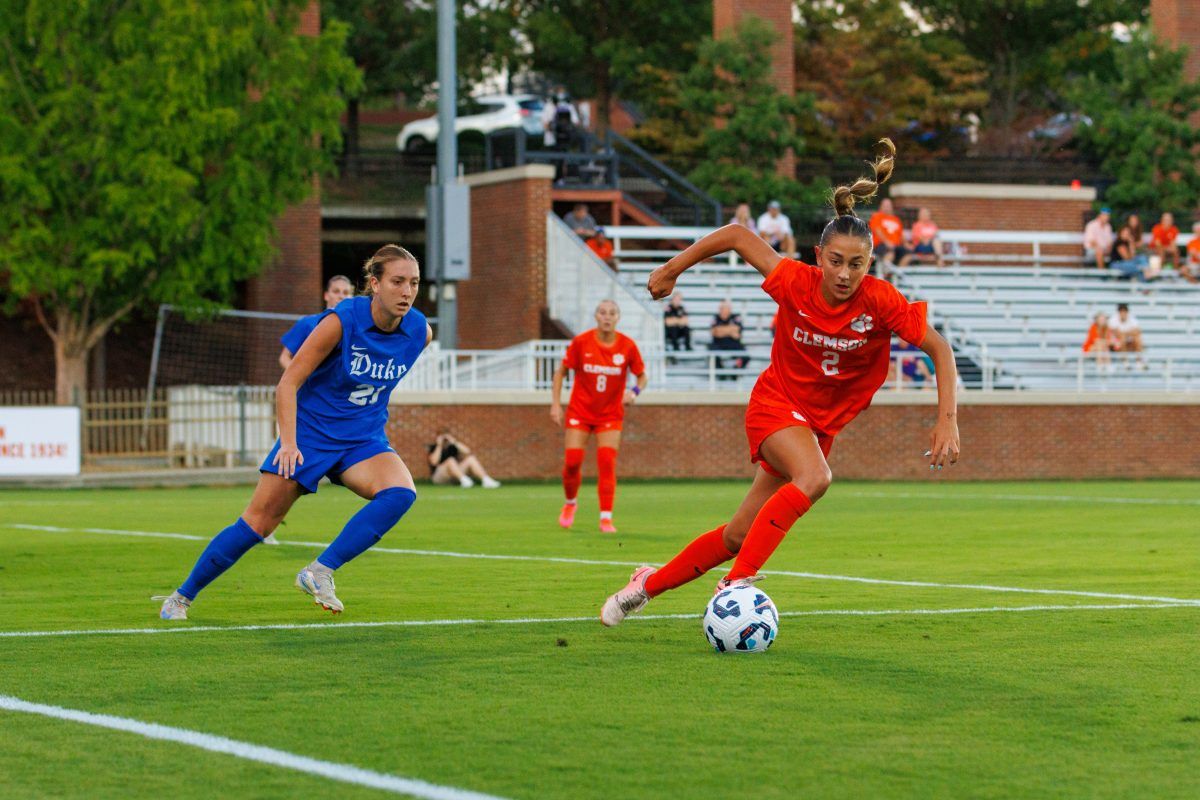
[
  {"left": 729, "top": 201, "right": 757, "bottom": 234},
  {"left": 1083, "top": 207, "right": 1115, "bottom": 270},
  {"left": 278, "top": 275, "right": 354, "bottom": 371},
  {"left": 709, "top": 300, "right": 747, "bottom": 380},
  {"left": 1111, "top": 219, "right": 1151, "bottom": 281},
  {"left": 1185, "top": 221, "right": 1200, "bottom": 284},
  {"left": 563, "top": 203, "right": 597, "bottom": 239},
  {"left": 893, "top": 340, "right": 934, "bottom": 389},
  {"left": 1082, "top": 312, "right": 1114, "bottom": 369},
  {"left": 1109, "top": 303, "right": 1145, "bottom": 368},
  {"left": 757, "top": 200, "right": 795, "bottom": 258},
  {"left": 663, "top": 292, "right": 691, "bottom": 353},
  {"left": 1150, "top": 212, "right": 1180, "bottom": 271},
  {"left": 869, "top": 198, "right": 904, "bottom": 277},
  {"left": 541, "top": 87, "right": 579, "bottom": 151},
  {"left": 586, "top": 227, "right": 616, "bottom": 268},
  {"left": 899, "top": 207, "right": 944, "bottom": 268},
  {"left": 1126, "top": 214, "right": 1145, "bottom": 247},
  {"left": 427, "top": 428, "right": 501, "bottom": 488}
]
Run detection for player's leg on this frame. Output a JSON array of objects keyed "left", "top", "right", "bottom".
[
  {"left": 560, "top": 427, "right": 588, "bottom": 528},
  {"left": 157, "top": 473, "right": 303, "bottom": 619},
  {"left": 721, "top": 426, "right": 830, "bottom": 583},
  {"left": 595, "top": 428, "right": 621, "bottom": 532},
  {"left": 294, "top": 450, "right": 417, "bottom": 613}
]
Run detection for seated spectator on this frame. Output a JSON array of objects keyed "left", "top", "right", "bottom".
[
  {"left": 709, "top": 300, "right": 747, "bottom": 380},
  {"left": 893, "top": 340, "right": 934, "bottom": 389},
  {"left": 899, "top": 207, "right": 944, "bottom": 268},
  {"left": 427, "top": 429, "right": 500, "bottom": 488},
  {"left": 1109, "top": 303, "right": 1145, "bottom": 368},
  {"left": 757, "top": 201, "right": 796, "bottom": 258},
  {"left": 1082, "top": 312, "right": 1114, "bottom": 369},
  {"left": 1111, "top": 219, "right": 1151, "bottom": 281},
  {"left": 1185, "top": 221, "right": 1200, "bottom": 284},
  {"left": 563, "top": 203, "right": 597, "bottom": 239},
  {"left": 869, "top": 198, "right": 904, "bottom": 277},
  {"left": 663, "top": 292, "right": 691, "bottom": 353},
  {"left": 1150, "top": 212, "right": 1180, "bottom": 271},
  {"left": 586, "top": 227, "right": 615, "bottom": 268},
  {"left": 1083, "top": 207, "right": 1115, "bottom": 270},
  {"left": 729, "top": 201, "right": 757, "bottom": 234}
]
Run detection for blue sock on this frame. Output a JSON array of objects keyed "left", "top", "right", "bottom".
[
  {"left": 317, "top": 487, "right": 416, "bottom": 570},
  {"left": 178, "top": 518, "right": 263, "bottom": 600}
]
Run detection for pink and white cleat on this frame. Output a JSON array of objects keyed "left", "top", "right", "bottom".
[
  {"left": 599, "top": 517, "right": 618, "bottom": 534},
  {"left": 558, "top": 503, "right": 577, "bottom": 529},
  {"left": 600, "top": 565, "right": 656, "bottom": 627},
  {"left": 714, "top": 574, "right": 764, "bottom": 596}
]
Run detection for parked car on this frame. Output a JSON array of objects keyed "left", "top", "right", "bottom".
[
  {"left": 396, "top": 94, "right": 545, "bottom": 152},
  {"left": 1028, "top": 112, "right": 1093, "bottom": 142}
]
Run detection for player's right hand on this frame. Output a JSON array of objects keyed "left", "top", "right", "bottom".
[
  {"left": 647, "top": 265, "right": 677, "bottom": 300},
  {"left": 273, "top": 443, "right": 304, "bottom": 480},
  {"left": 550, "top": 404, "right": 563, "bottom": 426}
]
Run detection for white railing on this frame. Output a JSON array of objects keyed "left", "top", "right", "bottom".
[{"left": 546, "top": 215, "right": 665, "bottom": 347}]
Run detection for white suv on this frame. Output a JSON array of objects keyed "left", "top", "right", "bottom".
[{"left": 396, "top": 94, "right": 545, "bottom": 152}]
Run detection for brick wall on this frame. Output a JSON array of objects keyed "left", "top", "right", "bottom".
[
  {"left": 456, "top": 165, "right": 556, "bottom": 349},
  {"left": 713, "top": 0, "right": 794, "bottom": 178},
  {"left": 384, "top": 394, "right": 1200, "bottom": 481},
  {"left": 1152, "top": 0, "right": 1200, "bottom": 81}
]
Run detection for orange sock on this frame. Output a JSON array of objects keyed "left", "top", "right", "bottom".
[
  {"left": 562, "top": 448, "right": 584, "bottom": 501},
  {"left": 724, "top": 484, "right": 812, "bottom": 581},
  {"left": 597, "top": 447, "right": 617, "bottom": 513},
  {"left": 644, "top": 526, "right": 733, "bottom": 598}
]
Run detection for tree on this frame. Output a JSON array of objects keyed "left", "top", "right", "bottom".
[
  {"left": 907, "top": 0, "right": 1147, "bottom": 153},
  {"left": 794, "top": 0, "right": 988, "bottom": 157},
  {"left": 0, "top": 0, "right": 360, "bottom": 404},
  {"left": 1068, "top": 32, "right": 1200, "bottom": 212}
]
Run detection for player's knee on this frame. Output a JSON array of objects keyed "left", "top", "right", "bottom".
[
  {"left": 564, "top": 448, "right": 585, "bottom": 470},
  {"left": 722, "top": 525, "right": 746, "bottom": 553},
  {"left": 239, "top": 512, "right": 277, "bottom": 538},
  {"left": 793, "top": 468, "right": 831, "bottom": 502}
]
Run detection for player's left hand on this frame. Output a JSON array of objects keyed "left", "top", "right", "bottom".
[
  {"left": 927, "top": 416, "right": 960, "bottom": 471},
  {"left": 647, "top": 265, "right": 677, "bottom": 300},
  {"left": 623, "top": 389, "right": 637, "bottom": 406}
]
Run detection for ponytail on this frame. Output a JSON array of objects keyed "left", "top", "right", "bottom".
[{"left": 820, "top": 139, "right": 897, "bottom": 247}]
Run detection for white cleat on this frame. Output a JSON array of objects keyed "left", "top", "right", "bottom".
[
  {"left": 600, "top": 566, "right": 656, "bottom": 627},
  {"left": 154, "top": 591, "right": 191, "bottom": 621},
  {"left": 459, "top": 475, "right": 475, "bottom": 488},
  {"left": 481, "top": 476, "right": 501, "bottom": 489},
  {"left": 714, "top": 574, "right": 764, "bottom": 595},
  {"left": 262, "top": 533, "right": 280, "bottom": 546},
  {"left": 296, "top": 567, "right": 344, "bottom": 614}
]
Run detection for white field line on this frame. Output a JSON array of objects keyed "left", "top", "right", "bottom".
[
  {"left": 9, "top": 523, "right": 1200, "bottom": 607},
  {"left": 0, "top": 695, "right": 510, "bottom": 800},
  {"left": 0, "top": 603, "right": 1194, "bottom": 640},
  {"left": 846, "top": 490, "right": 1200, "bottom": 507}
]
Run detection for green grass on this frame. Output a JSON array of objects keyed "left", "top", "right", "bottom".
[{"left": 1, "top": 481, "right": 1198, "bottom": 799}]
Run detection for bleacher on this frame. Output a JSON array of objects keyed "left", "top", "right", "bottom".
[{"left": 607, "top": 226, "right": 1200, "bottom": 391}]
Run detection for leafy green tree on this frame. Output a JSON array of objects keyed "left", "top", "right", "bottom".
[
  {"left": 794, "top": 0, "right": 988, "bottom": 156},
  {"left": 0, "top": 0, "right": 360, "bottom": 404},
  {"left": 907, "top": 0, "right": 1147, "bottom": 152},
  {"left": 1068, "top": 32, "right": 1200, "bottom": 211}
]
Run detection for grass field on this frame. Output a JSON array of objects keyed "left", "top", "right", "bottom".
[{"left": 1, "top": 480, "right": 1197, "bottom": 799}]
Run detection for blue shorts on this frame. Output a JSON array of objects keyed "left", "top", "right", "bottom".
[{"left": 259, "top": 437, "right": 395, "bottom": 494}]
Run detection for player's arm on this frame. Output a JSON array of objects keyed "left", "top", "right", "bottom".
[
  {"left": 647, "top": 224, "right": 783, "bottom": 300},
  {"left": 425, "top": 323, "right": 433, "bottom": 348},
  {"left": 278, "top": 347, "right": 293, "bottom": 370},
  {"left": 274, "top": 314, "right": 342, "bottom": 480},
  {"left": 550, "top": 362, "right": 567, "bottom": 426},
  {"left": 624, "top": 371, "right": 648, "bottom": 406},
  {"left": 918, "top": 326, "right": 960, "bottom": 469}
]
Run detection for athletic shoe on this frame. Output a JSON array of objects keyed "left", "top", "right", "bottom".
[
  {"left": 154, "top": 591, "right": 191, "bottom": 621},
  {"left": 600, "top": 565, "right": 656, "bottom": 627},
  {"left": 262, "top": 533, "right": 280, "bottom": 546},
  {"left": 599, "top": 517, "right": 618, "bottom": 534},
  {"left": 296, "top": 568, "right": 344, "bottom": 614},
  {"left": 481, "top": 476, "right": 501, "bottom": 489},
  {"left": 559, "top": 503, "right": 577, "bottom": 528},
  {"left": 714, "top": 574, "right": 764, "bottom": 595}
]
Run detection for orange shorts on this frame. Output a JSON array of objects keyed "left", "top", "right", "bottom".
[
  {"left": 565, "top": 416, "right": 623, "bottom": 434},
  {"left": 745, "top": 401, "right": 834, "bottom": 478}
]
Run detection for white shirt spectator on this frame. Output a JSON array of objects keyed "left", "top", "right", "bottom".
[
  {"left": 1109, "top": 311, "right": 1140, "bottom": 335},
  {"left": 757, "top": 211, "right": 793, "bottom": 243},
  {"left": 1083, "top": 217, "right": 1115, "bottom": 255}
]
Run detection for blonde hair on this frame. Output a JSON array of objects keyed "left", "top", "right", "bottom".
[{"left": 830, "top": 138, "right": 896, "bottom": 218}]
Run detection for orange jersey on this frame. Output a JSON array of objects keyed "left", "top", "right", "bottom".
[
  {"left": 1187, "top": 238, "right": 1200, "bottom": 264},
  {"left": 753, "top": 259, "right": 927, "bottom": 436},
  {"left": 562, "top": 329, "right": 645, "bottom": 423},
  {"left": 869, "top": 212, "right": 903, "bottom": 247},
  {"left": 1151, "top": 224, "right": 1178, "bottom": 247}
]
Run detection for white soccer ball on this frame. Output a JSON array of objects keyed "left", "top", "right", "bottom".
[{"left": 703, "top": 584, "right": 779, "bottom": 653}]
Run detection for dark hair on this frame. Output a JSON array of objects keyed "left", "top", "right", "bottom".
[
  {"left": 362, "top": 244, "right": 417, "bottom": 294},
  {"left": 325, "top": 274, "right": 352, "bottom": 290},
  {"left": 819, "top": 138, "right": 897, "bottom": 249},
  {"left": 1117, "top": 303, "right": 1129, "bottom": 312}
]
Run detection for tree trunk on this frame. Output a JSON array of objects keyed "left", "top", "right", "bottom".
[{"left": 54, "top": 335, "right": 88, "bottom": 407}]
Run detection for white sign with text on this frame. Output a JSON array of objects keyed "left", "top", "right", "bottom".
[{"left": 0, "top": 407, "right": 82, "bottom": 477}]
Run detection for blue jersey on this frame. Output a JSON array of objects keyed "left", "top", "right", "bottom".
[
  {"left": 280, "top": 312, "right": 325, "bottom": 355},
  {"left": 295, "top": 296, "right": 427, "bottom": 447}
]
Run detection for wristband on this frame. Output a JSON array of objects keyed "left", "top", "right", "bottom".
[{"left": 631, "top": 386, "right": 641, "bottom": 396}]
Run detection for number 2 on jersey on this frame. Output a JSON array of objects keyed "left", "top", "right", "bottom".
[
  {"left": 348, "top": 384, "right": 386, "bottom": 406},
  {"left": 821, "top": 351, "right": 840, "bottom": 376}
]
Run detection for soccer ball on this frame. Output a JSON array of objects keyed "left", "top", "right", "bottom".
[{"left": 703, "top": 585, "right": 779, "bottom": 653}]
